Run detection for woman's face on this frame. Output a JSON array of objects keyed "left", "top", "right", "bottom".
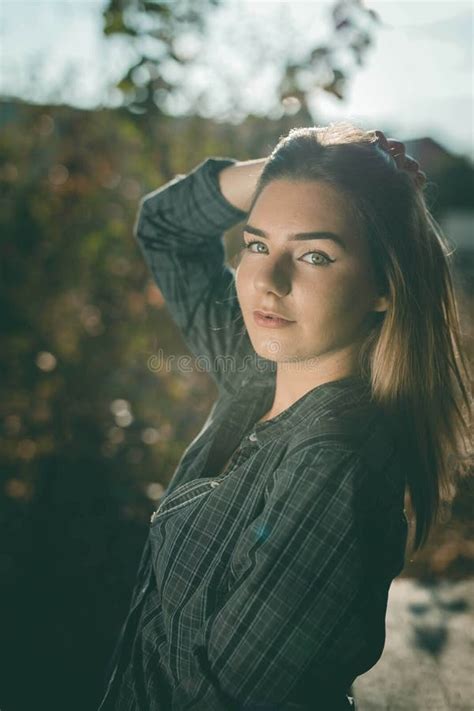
[{"left": 235, "top": 179, "right": 388, "bottom": 370}]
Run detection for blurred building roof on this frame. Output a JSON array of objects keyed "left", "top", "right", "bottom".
[
  {"left": 404, "top": 137, "right": 462, "bottom": 174},
  {"left": 439, "top": 208, "right": 474, "bottom": 251}
]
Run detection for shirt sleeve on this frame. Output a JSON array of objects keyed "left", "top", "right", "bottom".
[
  {"left": 172, "top": 443, "right": 382, "bottom": 710},
  {"left": 133, "top": 157, "right": 249, "bottom": 393}
]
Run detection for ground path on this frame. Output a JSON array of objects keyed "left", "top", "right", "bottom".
[{"left": 353, "top": 578, "right": 474, "bottom": 710}]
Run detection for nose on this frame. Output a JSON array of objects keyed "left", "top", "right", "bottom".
[{"left": 253, "top": 254, "right": 292, "bottom": 297}]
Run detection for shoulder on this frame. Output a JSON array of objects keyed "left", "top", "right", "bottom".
[
  {"left": 289, "top": 393, "right": 396, "bottom": 469},
  {"left": 275, "top": 401, "right": 404, "bottom": 509},
  {"left": 266, "top": 435, "right": 370, "bottom": 508}
]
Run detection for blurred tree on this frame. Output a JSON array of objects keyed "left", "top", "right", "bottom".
[{"left": 102, "top": 0, "right": 382, "bottom": 121}]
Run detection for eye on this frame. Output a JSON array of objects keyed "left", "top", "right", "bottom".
[
  {"left": 301, "top": 252, "right": 333, "bottom": 267},
  {"left": 243, "top": 239, "right": 335, "bottom": 268}
]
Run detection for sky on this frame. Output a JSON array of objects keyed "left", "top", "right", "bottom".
[{"left": 0, "top": 0, "right": 472, "bottom": 159}]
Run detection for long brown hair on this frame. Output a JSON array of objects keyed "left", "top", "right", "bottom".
[{"left": 247, "top": 122, "right": 472, "bottom": 553}]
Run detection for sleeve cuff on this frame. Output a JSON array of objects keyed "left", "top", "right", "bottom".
[{"left": 190, "top": 157, "right": 250, "bottom": 230}]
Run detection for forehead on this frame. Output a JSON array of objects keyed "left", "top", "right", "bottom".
[{"left": 250, "top": 179, "right": 358, "bottom": 239}]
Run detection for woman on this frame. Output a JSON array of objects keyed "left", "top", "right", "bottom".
[{"left": 97, "top": 123, "right": 471, "bottom": 710}]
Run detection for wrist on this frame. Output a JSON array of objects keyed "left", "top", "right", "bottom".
[{"left": 218, "top": 158, "right": 267, "bottom": 213}]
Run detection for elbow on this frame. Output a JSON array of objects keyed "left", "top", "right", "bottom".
[{"left": 133, "top": 196, "right": 153, "bottom": 243}]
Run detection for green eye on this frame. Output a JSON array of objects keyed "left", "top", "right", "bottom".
[
  {"left": 244, "top": 240, "right": 335, "bottom": 267},
  {"left": 301, "top": 252, "right": 333, "bottom": 267}
]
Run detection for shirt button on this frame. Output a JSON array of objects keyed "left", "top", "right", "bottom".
[
  {"left": 150, "top": 509, "right": 159, "bottom": 523},
  {"left": 248, "top": 432, "right": 257, "bottom": 442},
  {"left": 210, "top": 480, "right": 220, "bottom": 488}
]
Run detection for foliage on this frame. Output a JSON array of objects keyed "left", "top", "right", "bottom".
[{"left": 101, "top": 0, "right": 382, "bottom": 117}]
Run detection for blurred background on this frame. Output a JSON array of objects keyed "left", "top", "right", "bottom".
[{"left": 0, "top": 1, "right": 472, "bottom": 709}]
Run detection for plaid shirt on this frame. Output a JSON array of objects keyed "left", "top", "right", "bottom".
[{"left": 97, "top": 157, "right": 408, "bottom": 711}]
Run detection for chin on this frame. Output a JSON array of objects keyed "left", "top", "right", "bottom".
[
  {"left": 252, "top": 337, "right": 298, "bottom": 362},
  {"left": 250, "top": 331, "right": 327, "bottom": 367}
]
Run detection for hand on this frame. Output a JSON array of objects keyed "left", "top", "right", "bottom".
[
  {"left": 218, "top": 157, "right": 267, "bottom": 213},
  {"left": 374, "top": 129, "right": 427, "bottom": 188}
]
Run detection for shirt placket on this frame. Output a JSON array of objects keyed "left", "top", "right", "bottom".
[{"left": 150, "top": 428, "right": 261, "bottom": 525}]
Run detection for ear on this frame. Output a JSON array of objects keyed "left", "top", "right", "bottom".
[{"left": 372, "top": 293, "right": 389, "bottom": 313}]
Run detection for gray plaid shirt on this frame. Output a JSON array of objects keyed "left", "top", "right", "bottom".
[{"left": 97, "top": 157, "right": 408, "bottom": 711}]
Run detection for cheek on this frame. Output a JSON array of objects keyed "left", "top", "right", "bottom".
[
  {"left": 235, "top": 260, "right": 254, "bottom": 295},
  {"left": 234, "top": 264, "right": 249, "bottom": 312},
  {"left": 301, "top": 267, "right": 373, "bottom": 321}
]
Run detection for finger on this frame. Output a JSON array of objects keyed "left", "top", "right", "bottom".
[
  {"left": 403, "top": 156, "right": 420, "bottom": 171},
  {"left": 387, "top": 139, "right": 406, "bottom": 154},
  {"left": 373, "top": 133, "right": 426, "bottom": 186},
  {"left": 374, "top": 130, "right": 389, "bottom": 150},
  {"left": 415, "top": 171, "right": 427, "bottom": 186},
  {"left": 400, "top": 156, "right": 426, "bottom": 186}
]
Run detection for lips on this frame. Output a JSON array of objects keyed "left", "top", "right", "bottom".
[
  {"left": 253, "top": 310, "right": 295, "bottom": 328},
  {"left": 254, "top": 310, "right": 293, "bottom": 322}
]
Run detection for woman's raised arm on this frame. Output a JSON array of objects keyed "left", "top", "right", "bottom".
[{"left": 134, "top": 156, "right": 266, "bottom": 393}]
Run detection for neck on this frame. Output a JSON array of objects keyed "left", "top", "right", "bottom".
[{"left": 261, "top": 348, "right": 362, "bottom": 422}]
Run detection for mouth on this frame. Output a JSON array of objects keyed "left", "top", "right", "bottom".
[{"left": 253, "top": 310, "right": 295, "bottom": 328}]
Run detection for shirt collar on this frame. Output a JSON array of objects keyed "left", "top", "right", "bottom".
[{"left": 234, "top": 363, "right": 373, "bottom": 448}]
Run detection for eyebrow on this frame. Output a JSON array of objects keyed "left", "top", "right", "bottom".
[{"left": 242, "top": 223, "right": 347, "bottom": 250}]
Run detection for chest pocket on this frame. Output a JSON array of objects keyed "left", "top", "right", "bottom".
[
  {"left": 150, "top": 477, "right": 223, "bottom": 524},
  {"left": 149, "top": 430, "right": 261, "bottom": 526}
]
